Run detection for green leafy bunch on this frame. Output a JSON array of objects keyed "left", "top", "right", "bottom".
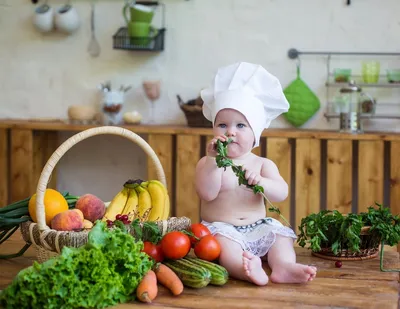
[
  {"left": 297, "top": 202, "right": 400, "bottom": 255},
  {"left": 0, "top": 221, "right": 153, "bottom": 309}
]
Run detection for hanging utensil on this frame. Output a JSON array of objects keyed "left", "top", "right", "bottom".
[{"left": 87, "top": 0, "right": 101, "bottom": 57}]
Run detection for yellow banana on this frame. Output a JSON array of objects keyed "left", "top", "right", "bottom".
[
  {"left": 135, "top": 185, "right": 152, "bottom": 222},
  {"left": 146, "top": 180, "right": 170, "bottom": 220},
  {"left": 102, "top": 187, "right": 130, "bottom": 221},
  {"left": 143, "top": 181, "right": 165, "bottom": 221},
  {"left": 121, "top": 188, "right": 139, "bottom": 221}
]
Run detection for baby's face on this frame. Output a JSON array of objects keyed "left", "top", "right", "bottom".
[{"left": 213, "top": 109, "right": 255, "bottom": 158}]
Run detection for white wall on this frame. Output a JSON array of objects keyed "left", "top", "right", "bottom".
[{"left": 1, "top": 0, "right": 399, "bottom": 200}]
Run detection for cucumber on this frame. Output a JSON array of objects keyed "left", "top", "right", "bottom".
[
  {"left": 183, "top": 256, "right": 229, "bottom": 286},
  {"left": 163, "top": 259, "right": 211, "bottom": 289}
]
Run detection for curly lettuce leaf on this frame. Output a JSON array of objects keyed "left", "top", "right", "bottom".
[{"left": 0, "top": 221, "right": 152, "bottom": 309}]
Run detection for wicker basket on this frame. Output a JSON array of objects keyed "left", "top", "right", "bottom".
[
  {"left": 311, "top": 226, "right": 381, "bottom": 261},
  {"left": 177, "top": 95, "right": 212, "bottom": 128},
  {"left": 20, "top": 126, "right": 191, "bottom": 263}
]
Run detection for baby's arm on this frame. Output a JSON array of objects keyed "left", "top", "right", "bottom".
[
  {"left": 195, "top": 156, "right": 224, "bottom": 201},
  {"left": 257, "top": 158, "right": 289, "bottom": 202}
]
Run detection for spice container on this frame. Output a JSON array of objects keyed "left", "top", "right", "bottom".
[{"left": 334, "top": 68, "right": 351, "bottom": 83}]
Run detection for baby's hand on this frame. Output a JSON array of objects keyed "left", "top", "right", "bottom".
[
  {"left": 207, "top": 135, "right": 228, "bottom": 157},
  {"left": 242, "top": 166, "right": 262, "bottom": 186}
]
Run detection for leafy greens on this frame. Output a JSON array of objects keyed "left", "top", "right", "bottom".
[{"left": 0, "top": 221, "right": 153, "bottom": 309}]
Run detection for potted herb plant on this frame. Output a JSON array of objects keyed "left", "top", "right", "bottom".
[{"left": 297, "top": 203, "right": 400, "bottom": 263}]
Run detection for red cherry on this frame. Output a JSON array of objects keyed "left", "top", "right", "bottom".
[
  {"left": 116, "top": 214, "right": 122, "bottom": 221},
  {"left": 121, "top": 215, "right": 129, "bottom": 222},
  {"left": 335, "top": 261, "right": 342, "bottom": 268}
]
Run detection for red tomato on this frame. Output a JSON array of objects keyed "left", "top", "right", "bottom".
[
  {"left": 142, "top": 241, "right": 164, "bottom": 262},
  {"left": 161, "top": 231, "right": 191, "bottom": 259},
  {"left": 194, "top": 234, "right": 221, "bottom": 261},
  {"left": 189, "top": 223, "right": 211, "bottom": 246}
]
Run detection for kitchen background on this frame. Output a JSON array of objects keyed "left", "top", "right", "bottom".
[{"left": 0, "top": 0, "right": 399, "bottom": 201}]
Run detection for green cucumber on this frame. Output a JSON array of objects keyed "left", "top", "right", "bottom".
[
  {"left": 163, "top": 258, "right": 211, "bottom": 289},
  {"left": 183, "top": 256, "right": 229, "bottom": 286}
]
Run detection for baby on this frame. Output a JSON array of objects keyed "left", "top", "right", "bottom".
[{"left": 195, "top": 62, "right": 317, "bottom": 286}]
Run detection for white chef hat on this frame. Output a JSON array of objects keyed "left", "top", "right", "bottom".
[{"left": 201, "top": 62, "right": 289, "bottom": 148}]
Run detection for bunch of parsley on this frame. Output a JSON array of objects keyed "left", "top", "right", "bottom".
[{"left": 297, "top": 203, "right": 400, "bottom": 255}]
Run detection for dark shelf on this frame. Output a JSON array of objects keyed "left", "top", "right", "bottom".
[{"left": 112, "top": 27, "right": 166, "bottom": 51}]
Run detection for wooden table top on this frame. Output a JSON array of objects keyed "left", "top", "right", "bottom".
[{"left": 1, "top": 232, "right": 399, "bottom": 309}]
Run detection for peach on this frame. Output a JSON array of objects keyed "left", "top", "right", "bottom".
[
  {"left": 51, "top": 210, "right": 84, "bottom": 231},
  {"left": 75, "top": 194, "right": 105, "bottom": 223},
  {"left": 83, "top": 219, "right": 93, "bottom": 229},
  {"left": 72, "top": 209, "right": 84, "bottom": 221}
]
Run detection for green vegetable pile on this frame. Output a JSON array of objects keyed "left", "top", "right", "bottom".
[
  {"left": 0, "top": 221, "right": 153, "bottom": 309},
  {"left": 297, "top": 202, "right": 400, "bottom": 255}
]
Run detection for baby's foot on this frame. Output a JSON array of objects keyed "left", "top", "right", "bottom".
[
  {"left": 242, "top": 251, "right": 269, "bottom": 286},
  {"left": 270, "top": 262, "right": 317, "bottom": 284}
]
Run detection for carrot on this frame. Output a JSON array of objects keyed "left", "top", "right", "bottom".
[
  {"left": 155, "top": 263, "right": 184, "bottom": 296},
  {"left": 136, "top": 270, "right": 158, "bottom": 303}
]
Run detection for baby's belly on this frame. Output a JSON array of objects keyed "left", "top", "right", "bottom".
[{"left": 200, "top": 190, "right": 266, "bottom": 226}]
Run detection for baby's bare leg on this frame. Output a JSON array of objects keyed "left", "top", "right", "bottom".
[
  {"left": 268, "top": 235, "right": 317, "bottom": 284},
  {"left": 215, "top": 235, "right": 268, "bottom": 286}
]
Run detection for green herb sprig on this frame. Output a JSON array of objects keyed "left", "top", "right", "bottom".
[{"left": 215, "top": 138, "right": 290, "bottom": 227}]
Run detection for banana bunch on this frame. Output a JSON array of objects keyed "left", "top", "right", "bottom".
[{"left": 102, "top": 179, "right": 170, "bottom": 222}]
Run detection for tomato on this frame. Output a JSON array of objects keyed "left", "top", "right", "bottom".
[
  {"left": 194, "top": 234, "right": 221, "bottom": 261},
  {"left": 142, "top": 241, "right": 164, "bottom": 262},
  {"left": 160, "top": 231, "right": 191, "bottom": 260},
  {"left": 189, "top": 223, "right": 211, "bottom": 247}
]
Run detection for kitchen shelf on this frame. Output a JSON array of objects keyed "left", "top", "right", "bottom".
[
  {"left": 326, "top": 82, "right": 400, "bottom": 88},
  {"left": 112, "top": 1, "right": 166, "bottom": 52},
  {"left": 324, "top": 113, "right": 400, "bottom": 120},
  {"left": 287, "top": 48, "right": 400, "bottom": 124}
]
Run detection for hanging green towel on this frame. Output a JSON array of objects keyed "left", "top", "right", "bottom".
[{"left": 283, "top": 65, "right": 321, "bottom": 127}]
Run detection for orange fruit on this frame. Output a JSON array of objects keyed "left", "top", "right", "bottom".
[{"left": 28, "top": 189, "right": 69, "bottom": 226}]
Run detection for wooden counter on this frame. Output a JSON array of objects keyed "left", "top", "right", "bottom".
[
  {"left": 0, "top": 119, "right": 399, "bottom": 252},
  {"left": 1, "top": 231, "right": 399, "bottom": 309}
]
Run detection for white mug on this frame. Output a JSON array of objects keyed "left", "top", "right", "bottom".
[
  {"left": 54, "top": 4, "right": 80, "bottom": 34},
  {"left": 33, "top": 3, "right": 54, "bottom": 33}
]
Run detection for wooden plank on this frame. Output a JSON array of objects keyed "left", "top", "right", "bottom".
[
  {"left": 32, "top": 131, "right": 59, "bottom": 191},
  {"left": 10, "top": 129, "right": 33, "bottom": 203},
  {"left": 176, "top": 135, "right": 201, "bottom": 223},
  {"left": 1, "top": 232, "right": 399, "bottom": 309},
  {"left": 326, "top": 140, "right": 353, "bottom": 213},
  {"left": 295, "top": 139, "right": 321, "bottom": 234},
  {"left": 265, "top": 138, "right": 291, "bottom": 224},
  {"left": 389, "top": 141, "right": 400, "bottom": 253},
  {"left": 0, "top": 129, "right": 8, "bottom": 207},
  {"left": 175, "top": 134, "right": 200, "bottom": 222},
  {"left": 358, "top": 141, "right": 384, "bottom": 213},
  {"left": 147, "top": 134, "right": 174, "bottom": 215},
  {"left": 0, "top": 119, "right": 399, "bottom": 141}
]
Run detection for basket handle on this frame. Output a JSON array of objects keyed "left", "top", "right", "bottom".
[{"left": 35, "top": 126, "right": 166, "bottom": 231}]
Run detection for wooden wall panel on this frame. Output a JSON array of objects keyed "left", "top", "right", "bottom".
[
  {"left": 326, "top": 140, "right": 353, "bottom": 213},
  {"left": 358, "top": 141, "right": 384, "bottom": 213},
  {"left": 295, "top": 139, "right": 321, "bottom": 234},
  {"left": 265, "top": 138, "right": 292, "bottom": 224},
  {"left": 147, "top": 134, "right": 174, "bottom": 216},
  {"left": 389, "top": 141, "right": 400, "bottom": 253},
  {"left": 0, "top": 129, "right": 8, "bottom": 207},
  {"left": 10, "top": 130, "right": 33, "bottom": 202},
  {"left": 32, "top": 131, "right": 59, "bottom": 191},
  {"left": 175, "top": 135, "right": 201, "bottom": 223}
]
